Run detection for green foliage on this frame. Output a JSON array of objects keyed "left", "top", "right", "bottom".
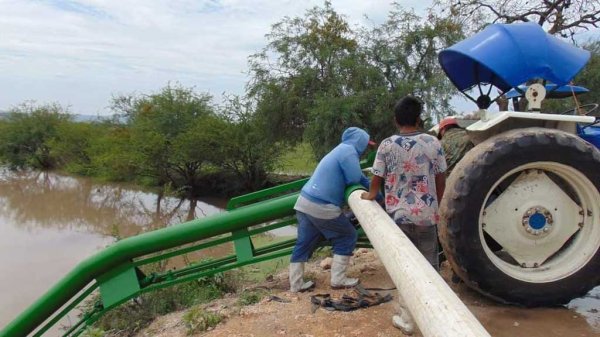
[
  {"left": 248, "top": 2, "right": 463, "bottom": 159},
  {"left": 182, "top": 307, "right": 222, "bottom": 335},
  {"left": 80, "top": 327, "right": 106, "bottom": 337},
  {"left": 248, "top": 1, "right": 360, "bottom": 143},
  {"left": 237, "top": 288, "right": 268, "bottom": 306},
  {"left": 541, "top": 40, "right": 600, "bottom": 113},
  {"left": 86, "top": 122, "right": 138, "bottom": 182},
  {"left": 48, "top": 121, "right": 98, "bottom": 175},
  {"left": 576, "top": 41, "right": 600, "bottom": 106},
  {"left": 276, "top": 142, "right": 316, "bottom": 175},
  {"left": 216, "top": 96, "right": 287, "bottom": 190},
  {"left": 362, "top": 6, "right": 464, "bottom": 125},
  {"left": 91, "top": 276, "right": 229, "bottom": 336},
  {"left": 305, "top": 94, "right": 371, "bottom": 159},
  {"left": 110, "top": 84, "right": 220, "bottom": 197},
  {"left": 0, "top": 103, "right": 72, "bottom": 169}
]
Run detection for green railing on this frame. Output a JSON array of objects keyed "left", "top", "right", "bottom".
[
  {"left": 2, "top": 152, "right": 375, "bottom": 337},
  {"left": 0, "top": 190, "right": 306, "bottom": 337}
]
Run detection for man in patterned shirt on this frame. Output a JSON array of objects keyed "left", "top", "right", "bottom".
[
  {"left": 361, "top": 96, "right": 447, "bottom": 334},
  {"left": 362, "top": 95, "right": 447, "bottom": 267}
]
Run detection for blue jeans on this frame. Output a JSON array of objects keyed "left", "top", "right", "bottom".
[{"left": 290, "top": 211, "right": 358, "bottom": 262}]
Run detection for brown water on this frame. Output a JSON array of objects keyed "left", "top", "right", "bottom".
[{"left": 0, "top": 169, "right": 225, "bottom": 331}]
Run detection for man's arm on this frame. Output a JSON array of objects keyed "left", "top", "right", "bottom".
[
  {"left": 435, "top": 173, "right": 446, "bottom": 204},
  {"left": 361, "top": 175, "right": 383, "bottom": 200},
  {"left": 340, "top": 154, "right": 363, "bottom": 186}
]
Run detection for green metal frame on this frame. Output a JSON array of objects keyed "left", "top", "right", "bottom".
[{"left": 1, "top": 151, "right": 376, "bottom": 337}]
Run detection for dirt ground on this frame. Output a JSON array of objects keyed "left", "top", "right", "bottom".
[{"left": 137, "top": 249, "right": 600, "bottom": 337}]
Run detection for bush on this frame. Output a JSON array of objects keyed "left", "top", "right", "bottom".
[
  {"left": 182, "top": 307, "right": 222, "bottom": 335},
  {"left": 237, "top": 289, "right": 268, "bottom": 306},
  {"left": 89, "top": 275, "right": 232, "bottom": 336},
  {"left": 80, "top": 327, "right": 106, "bottom": 337}
]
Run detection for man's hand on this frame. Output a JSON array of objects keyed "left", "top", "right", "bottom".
[{"left": 362, "top": 175, "right": 383, "bottom": 201}]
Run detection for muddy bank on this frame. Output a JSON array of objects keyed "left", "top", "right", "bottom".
[{"left": 136, "top": 249, "right": 600, "bottom": 337}]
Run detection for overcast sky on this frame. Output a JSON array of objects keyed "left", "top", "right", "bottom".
[
  {"left": 0, "top": 0, "right": 436, "bottom": 116},
  {"left": 2, "top": 1, "right": 598, "bottom": 116}
]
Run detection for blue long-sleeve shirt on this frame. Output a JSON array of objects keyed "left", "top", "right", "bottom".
[{"left": 300, "top": 127, "right": 370, "bottom": 207}]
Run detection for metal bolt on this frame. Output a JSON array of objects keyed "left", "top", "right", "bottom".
[
  {"left": 526, "top": 227, "right": 533, "bottom": 233},
  {"left": 543, "top": 228, "right": 549, "bottom": 233},
  {"left": 588, "top": 210, "right": 593, "bottom": 217},
  {"left": 482, "top": 211, "right": 487, "bottom": 216},
  {"left": 579, "top": 210, "right": 585, "bottom": 215},
  {"left": 482, "top": 223, "right": 486, "bottom": 228},
  {"left": 579, "top": 222, "right": 584, "bottom": 228},
  {"left": 521, "top": 263, "right": 527, "bottom": 268},
  {"left": 547, "top": 218, "right": 553, "bottom": 224},
  {"left": 533, "top": 263, "right": 539, "bottom": 268}
]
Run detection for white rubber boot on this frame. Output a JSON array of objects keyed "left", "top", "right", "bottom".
[
  {"left": 330, "top": 254, "right": 359, "bottom": 289},
  {"left": 392, "top": 293, "right": 415, "bottom": 335},
  {"left": 289, "top": 262, "right": 315, "bottom": 293}
]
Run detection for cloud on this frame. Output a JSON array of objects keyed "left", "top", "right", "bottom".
[
  {"left": 0, "top": 0, "right": 405, "bottom": 115},
  {"left": 8, "top": 0, "right": 596, "bottom": 117}
]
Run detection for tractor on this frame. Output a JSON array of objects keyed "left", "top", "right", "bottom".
[{"left": 437, "top": 22, "right": 600, "bottom": 306}]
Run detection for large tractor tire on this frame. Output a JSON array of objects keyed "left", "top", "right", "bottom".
[{"left": 439, "top": 128, "right": 600, "bottom": 306}]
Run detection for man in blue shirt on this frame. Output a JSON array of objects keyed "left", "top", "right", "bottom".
[{"left": 289, "top": 127, "right": 371, "bottom": 292}]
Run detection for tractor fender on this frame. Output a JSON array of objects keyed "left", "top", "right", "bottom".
[{"left": 465, "top": 111, "right": 595, "bottom": 144}]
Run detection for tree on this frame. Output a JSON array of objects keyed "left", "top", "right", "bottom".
[
  {"left": 575, "top": 40, "right": 600, "bottom": 105},
  {"left": 247, "top": 2, "right": 463, "bottom": 159},
  {"left": 214, "top": 96, "right": 286, "bottom": 190},
  {"left": 436, "top": 0, "right": 600, "bottom": 39},
  {"left": 110, "top": 84, "right": 219, "bottom": 197},
  {"left": 48, "top": 121, "right": 99, "bottom": 175},
  {"left": 0, "top": 103, "right": 72, "bottom": 169},
  {"left": 247, "top": 1, "right": 366, "bottom": 144},
  {"left": 542, "top": 40, "right": 600, "bottom": 112},
  {"left": 360, "top": 5, "right": 464, "bottom": 131}
]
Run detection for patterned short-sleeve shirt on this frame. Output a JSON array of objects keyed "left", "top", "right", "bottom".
[{"left": 372, "top": 132, "right": 447, "bottom": 226}]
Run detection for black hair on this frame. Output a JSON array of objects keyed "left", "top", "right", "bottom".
[{"left": 394, "top": 96, "right": 423, "bottom": 126}]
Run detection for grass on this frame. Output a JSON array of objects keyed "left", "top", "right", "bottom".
[
  {"left": 276, "top": 142, "right": 317, "bottom": 175},
  {"left": 81, "top": 234, "right": 293, "bottom": 336},
  {"left": 239, "top": 234, "right": 294, "bottom": 283},
  {"left": 83, "top": 274, "right": 234, "bottom": 336},
  {"left": 237, "top": 288, "right": 269, "bottom": 306},
  {"left": 182, "top": 306, "right": 223, "bottom": 335}
]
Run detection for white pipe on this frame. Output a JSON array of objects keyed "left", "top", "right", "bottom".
[{"left": 347, "top": 190, "right": 491, "bottom": 337}]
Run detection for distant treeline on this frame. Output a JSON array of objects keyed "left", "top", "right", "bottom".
[{"left": 0, "top": 87, "right": 285, "bottom": 198}]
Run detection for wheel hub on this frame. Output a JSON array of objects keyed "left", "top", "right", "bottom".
[{"left": 521, "top": 206, "right": 553, "bottom": 236}]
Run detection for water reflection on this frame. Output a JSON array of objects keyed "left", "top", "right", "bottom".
[
  {"left": 0, "top": 169, "right": 224, "bottom": 329},
  {"left": 0, "top": 169, "right": 224, "bottom": 236}
]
